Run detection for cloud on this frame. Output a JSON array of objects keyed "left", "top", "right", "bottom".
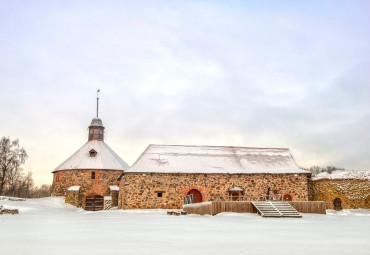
[{"left": 0, "top": 1, "right": 369, "bottom": 185}]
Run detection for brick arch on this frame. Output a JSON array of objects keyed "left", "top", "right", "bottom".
[
  {"left": 187, "top": 189, "right": 203, "bottom": 203},
  {"left": 283, "top": 193, "right": 293, "bottom": 201},
  {"left": 182, "top": 186, "right": 209, "bottom": 202}
]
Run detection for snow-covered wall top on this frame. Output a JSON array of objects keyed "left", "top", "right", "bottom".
[
  {"left": 312, "top": 170, "right": 370, "bottom": 180},
  {"left": 53, "top": 141, "right": 129, "bottom": 172},
  {"left": 67, "top": 186, "right": 81, "bottom": 191},
  {"left": 126, "top": 144, "right": 308, "bottom": 174}
]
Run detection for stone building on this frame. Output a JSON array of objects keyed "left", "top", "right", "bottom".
[
  {"left": 51, "top": 117, "right": 129, "bottom": 210},
  {"left": 309, "top": 171, "right": 370, "bottom": 210},
  {"left": 118, "top": 144, "right": 311, "bottom": 209}
]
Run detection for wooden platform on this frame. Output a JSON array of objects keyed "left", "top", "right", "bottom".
[
  {"left": 252, "top": 201, "right": 302, "bottom": 218},
  {"left": 183, "top": 201, "right": 326, "bottom": 215}
]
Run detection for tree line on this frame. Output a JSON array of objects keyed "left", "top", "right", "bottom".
[
  {"left": 302, "top": 165, "right": 345, "bottom": 176},
  {"left": 0, "top": 137, "right": 51, "bottom": 198}
]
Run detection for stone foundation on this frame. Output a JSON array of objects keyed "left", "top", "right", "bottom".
[
  {"left": 309, "top": 179, "right": 370, "bottom": 209},
  {"left": 119, "top": 173, "right": 310, "bottom": 209}
]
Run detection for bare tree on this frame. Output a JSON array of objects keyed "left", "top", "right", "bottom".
[
  {"left": 31, "top": 184, "right": 51, "bottom": 198},
  {"left": 304, "top": 165, "right": 346, "bottom": 176},
  {"left": 0, "top": 137, "right": 28, "bottom": 195}
]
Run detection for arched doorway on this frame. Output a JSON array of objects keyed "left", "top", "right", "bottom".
[
  {"left": 333, "top": 197, "right": 342, "bottom": 210},
  {"left": 85, "top": 195, "right": 104, "bottom": 211},
  {"left": 283, "top": 194, "right": 292, "bottom": 201},
  {"left": 187, "top": 189, "right": 202, "bottom": 203}
]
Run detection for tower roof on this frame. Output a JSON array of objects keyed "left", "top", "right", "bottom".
[
  {"left": 53, "top": 140, "right": 129, "bottom": 172},
  {"left": 89, "top": 118, "right": 103, "bottom": 127}
]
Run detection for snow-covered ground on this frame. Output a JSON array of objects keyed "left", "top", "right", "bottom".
[{"left": 1, "top": 197, "right": 370, "bottom": 255}]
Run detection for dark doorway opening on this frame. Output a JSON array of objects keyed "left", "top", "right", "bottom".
[{"left": 333, "top": 197, "right": 342, "bottom": 210}]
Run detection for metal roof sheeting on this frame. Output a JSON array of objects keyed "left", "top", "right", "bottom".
[
  {"left": 53, "top": 140, "right": 129, "bottom": 172},
  {"left": 126, "top": 144, "right": 309, "bottom": 174}
]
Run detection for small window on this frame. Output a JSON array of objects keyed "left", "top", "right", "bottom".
[
  {"left": 157, "top": 192, "right": 162, "bottom": 197},
  {"left": 91, "top": 171, "right": 95, "bottom": 180},
  {"left": 89, "top": 149, "right": 97, "bottom": 157},
  {"left": 56, "top": 173, "right": 60, "bottom": 182}
]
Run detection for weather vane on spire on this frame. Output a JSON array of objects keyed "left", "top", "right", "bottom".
[{"left": 97, "top": 89, "right": 100, "bottom": 118}]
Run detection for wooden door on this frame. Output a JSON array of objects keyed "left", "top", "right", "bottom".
[
  {"left": 85, "top": 195, "right": 104, "bottom": 211},
  {"left": 187, "top": 189, "right": 202, "bottom": 203},
  {"left": 333, "top": 198, "right": 342, "bottom": 210}
]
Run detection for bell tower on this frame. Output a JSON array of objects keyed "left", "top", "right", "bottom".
[{"left": 88, "top": 89, "right": 105, "bottom": 141}]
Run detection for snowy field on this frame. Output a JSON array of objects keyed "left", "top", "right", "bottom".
[{"left": 1, "top": 197, "right": 370, "bottom": 255}]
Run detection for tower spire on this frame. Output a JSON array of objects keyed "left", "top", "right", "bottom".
[
  {"left": 88, "top": 89, "right": 105, "bottom": 141},
  {"left": 97, "top": 89, "right": 100, "bottom": 117}
]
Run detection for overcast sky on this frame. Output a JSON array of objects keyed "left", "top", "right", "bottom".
[{"left": 1, "top": 1, "right": 369, "bottom": 186}]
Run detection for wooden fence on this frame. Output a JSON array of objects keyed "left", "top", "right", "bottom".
[
  {"left": 288, "top": 201, "right": 326, "bottom": 214},
  {"left": 183, "top": 201, "right": 326, "bottom": 215}
]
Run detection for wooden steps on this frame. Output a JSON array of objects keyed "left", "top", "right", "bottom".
[{"left": 252, "top": 201, "right": 302, "bottom": 218}]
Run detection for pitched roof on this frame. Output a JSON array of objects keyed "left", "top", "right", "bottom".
[
  {"left": 125, "top": 144, "right": 309, "bottom": 174},
  {"left": 53, "top": 140, "right": 129, "bottom": 172}
]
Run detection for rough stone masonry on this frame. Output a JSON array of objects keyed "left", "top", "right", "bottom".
[{"left": 119, "top": 173, "right": 310, "bottom": 209}]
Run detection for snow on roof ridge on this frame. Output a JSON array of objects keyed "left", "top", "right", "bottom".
[{"left": 148, "top": 144, "right": 291, "bottom": 150}]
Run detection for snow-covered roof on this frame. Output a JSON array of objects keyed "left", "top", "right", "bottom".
[
  {"left": 89, "top": 118, "right": 103, "bottom": 127},
  {"left": 109, "top": 185, "right": 119, "bottom": 191},
  {"left": 229, "top": 186, "right": 243, "bottom": 192},
  {"left": 126, "top": 144, "right": 309, "bottom": 174},
  {"left": 312, "top": 170, "right": 370, "bottom": 180},
  {"left": 53, "top": 140, "right": 129, "bottom": 172},
  {"left": 67, "top": 186, "right": 80, "bottom": 191}
]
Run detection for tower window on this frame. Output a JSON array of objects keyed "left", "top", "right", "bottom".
[
  {"left": 91, "top": 171, "right": 95, "bottom": 180},
  {"left": 89, "top": 149, "right": 97, "bottom": 157}
]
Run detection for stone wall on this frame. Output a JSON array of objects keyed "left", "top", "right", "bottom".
[
  {"left": 119, "top": 173, "right": 310, "bottom": 209},
  {"left": 51, "top": 169, "right": 122, "bottom": 208},
  {"left": 309, "top": 179, "right": 370, "bottom": 209},
  {"left": 65, "top": 190, "right": 81, "bottom": 207},
  {"left": 111, "top": 190, "right": 119, "bottom": 207}
]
